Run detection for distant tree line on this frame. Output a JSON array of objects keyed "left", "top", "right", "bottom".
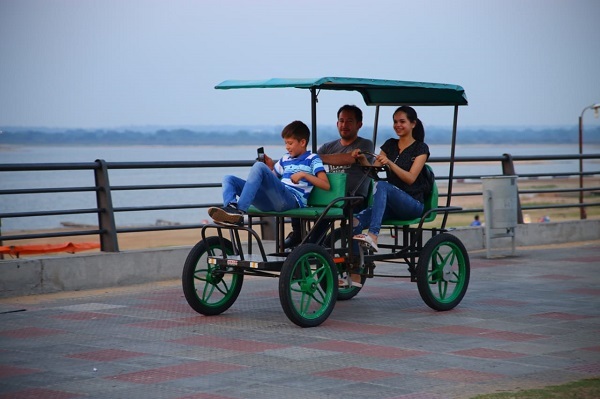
[{"left": 0, "top": 125, "right": 598, "bottom": 145}]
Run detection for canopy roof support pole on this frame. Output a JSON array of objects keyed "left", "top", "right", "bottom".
[
  {"left": 372, "top": 105, "right": 380, "bottom": 146},
  {"left": 441, "top": 105, "right": 459, "bottom": 230},
  {"left": 310, "top": 88, "right": 318, "bottom": 153}
]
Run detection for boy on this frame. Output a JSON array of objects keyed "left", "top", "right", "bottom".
[{"left": 208, "top": 120, "right": 330, "bottom": 226}]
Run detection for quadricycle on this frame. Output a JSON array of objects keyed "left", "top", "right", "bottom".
[{"left": 182, "top": 77, "right": 470, "bottom": 327}]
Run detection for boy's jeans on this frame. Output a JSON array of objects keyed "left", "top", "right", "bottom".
[
  {"left": 222, "top": 162, "right": 300, "bottom": 213},
  {"left": 353, "top": 181, "right": 423, "bottom": 237}
]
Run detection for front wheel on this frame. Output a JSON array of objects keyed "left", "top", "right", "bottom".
[
  {"left": 279, "top": 244, "right": 338, "bottom": 327},
  {"left": 416, "top": 233, "right": 469, "bottom": 311},
  {"left": 182, "top": 236, "right": 243, "bottom": 316}
]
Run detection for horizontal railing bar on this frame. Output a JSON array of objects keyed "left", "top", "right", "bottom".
[
  {"left": 0, "top": 208, "right": 102, "bottom": 218},
  {"left": 0, "top": 187, "right": 99, "bottom": 195},
  {"left": 111, "top": 183, "right": 220, "bottom": 191},
  {"left": 0, "top": 229, "right": 103, "bottom": 241},
  {"left": 113, "top": 203, "right": 221, "bottom": 212}
]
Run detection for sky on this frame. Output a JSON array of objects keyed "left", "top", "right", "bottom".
[{"left": 1, "top": 0, "right": 599, "bottom": 130}]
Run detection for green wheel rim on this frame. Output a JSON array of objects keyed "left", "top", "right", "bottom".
[
  {"left": 193, "top": 245, "right": 239, "bottom": 309},
  {"left": 426, "top": 240, "right": 467, "bottom": 304},
  {"left": 288, "top": 252, "right": 336, "bottom": 320}
]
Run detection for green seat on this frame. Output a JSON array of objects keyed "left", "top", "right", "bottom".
[
  {"left": 247, "top": 173, "right": 347, "bottom": 218},
  {"left": 381, "top": 165, "right": 438, "bottom": 227}
]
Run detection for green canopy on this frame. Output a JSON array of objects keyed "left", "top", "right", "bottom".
[{"left": 215, "top": 77, "right": 467, "bottom": 106}]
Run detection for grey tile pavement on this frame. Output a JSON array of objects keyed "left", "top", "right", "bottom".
[{"left": 0, "top": 240, "right": 599, "bottom": 399}]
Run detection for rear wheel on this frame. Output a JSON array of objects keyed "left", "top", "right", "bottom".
[
  {"left": 417, "top": 233, "right": 469, "bottom": 311},
  {"left": 279, "top": 244, "right": 338, "bottom": 327},
  {"left": 182, "top": 236, "right": 243, "bottom": 316},
  {"left": 323, "top": 227, "right": 368, "bottom": 300}
]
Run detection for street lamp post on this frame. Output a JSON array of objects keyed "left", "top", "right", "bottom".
[{"left": 578, "top": 103, "right": 600, "bottom": 219}]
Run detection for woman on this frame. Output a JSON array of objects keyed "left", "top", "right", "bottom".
[{"left": 351, "top": 106, "right": 430, "bottom": 252}]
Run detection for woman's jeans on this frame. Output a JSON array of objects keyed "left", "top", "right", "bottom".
[
  {"left": 222, "top": 162, "right": 300, "bottom": 213},
  {"left": 353, "top": 181, "right": 424, "bottom": 237}
]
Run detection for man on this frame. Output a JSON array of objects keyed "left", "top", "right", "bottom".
[{"left": 285, "top": 104, "right": 374, "bottom": 248}]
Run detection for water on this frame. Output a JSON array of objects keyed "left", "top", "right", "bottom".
[{"left": 1, "top": 144, "right": 598, "bottom": 231}]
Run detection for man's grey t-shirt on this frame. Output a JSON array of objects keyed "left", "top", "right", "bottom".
[{"left": 317, "top": 136, "right": 374, "bottom": 199}]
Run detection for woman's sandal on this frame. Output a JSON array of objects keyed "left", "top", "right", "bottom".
[{"left": 353, "top": 233, "right": 379, "bottom": 252}]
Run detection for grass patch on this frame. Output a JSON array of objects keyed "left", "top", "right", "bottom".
[{"left": 471, "top": 378, "right": 600, "bottom": 399}]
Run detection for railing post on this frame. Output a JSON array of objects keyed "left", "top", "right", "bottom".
[
  {"left": 94, "top": 159, "right": 119, "bottom": 252},
  {"left": 501, "top": 153, "right": 523, "bottom": 224},
  {"left": 578, "top": 115, "right": 587, "bottom": 219}
]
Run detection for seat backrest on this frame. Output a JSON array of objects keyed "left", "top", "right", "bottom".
[
  {"left": 368, "top": 164, "right": 438, "bottom": 221},
  {"left": 422, "top": 173, "right": 438, "bottom": 222},
  {"left": 308, "top": 173, "right": 347, "bottom": 208}
]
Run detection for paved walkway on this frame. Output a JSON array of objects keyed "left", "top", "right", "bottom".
[{"left": 1, "top": 241, "right": 599, "bottom": 399}]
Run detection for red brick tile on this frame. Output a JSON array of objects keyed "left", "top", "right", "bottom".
[
  {"left": 109, "top": 361, "right": 245, "bottom": 384},
  {"left": 0, "top": 365, "right": 41, "bottom": 378},
  {"left": 583, "top": 346, "right": 600, "bottom": 352},
  {"left": 315, "top": 366, "right": 400, "bottom": 382},
  {"left": 173, "top": 336, "right": 287, "bottom": 352},
  {"left": 568, "top": 288, "right": 600, "bottom": 296},
  {"left": 306, "top": 340, "right": 427, "bottom": 359},
  {"left": 0, "top": 327, "right": 65, "bottom": 339},
  {"left": 451, "top": 348, "right": 526, "bottom": 359},
  {"left": 422, "top": 367, "right": 504, "bottom": 383},
  {"left": 484, "top": 330, "right": 546, "bottom": 342},
  {"left": 568, "top": 362, "right": 600, "bottom": 374},
  {"left": 66, "top": 349, "right": 146, "bottom": 361},
  {"left": 0, "top": 387, "right": 81, "bottom": 399}
]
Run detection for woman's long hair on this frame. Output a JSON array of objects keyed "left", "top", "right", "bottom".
[{"left": 394, "top": 106, "right": 425, "bottom": 142}]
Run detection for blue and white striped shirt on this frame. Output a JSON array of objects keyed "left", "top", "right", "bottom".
[{"left": 274, "top": 151, "right": 325, "bottom": 207}]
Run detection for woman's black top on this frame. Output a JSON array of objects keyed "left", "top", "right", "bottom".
[{"left": 380, "top": 138, "right": 430, "bottom": 203}]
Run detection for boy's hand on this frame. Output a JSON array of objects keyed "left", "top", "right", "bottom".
[
  {"left": 290, "top": 171, "right": 306, "bottom": 184},
  {"left": 264, "top": 154, "right": 275, "bottom": 170}
]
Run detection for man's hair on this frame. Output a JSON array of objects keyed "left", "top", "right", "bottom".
[
  {"left": 281, "top": 120, "right": 310, "bottom": 144},
  {"left": 337, "top": 104, "right": 363, "bottom": 123}
]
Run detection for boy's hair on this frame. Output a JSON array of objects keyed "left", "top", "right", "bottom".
[{"left": 281, "top": 120, "right": 310, "bottom": 144}]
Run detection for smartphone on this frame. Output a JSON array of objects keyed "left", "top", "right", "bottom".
[{"left": 257, "top": 147, "right": 265, "bottom": 162}]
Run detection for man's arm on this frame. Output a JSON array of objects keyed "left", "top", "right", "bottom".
[{"left": 318, "top": 153, "right": 355, "bottom": 166}]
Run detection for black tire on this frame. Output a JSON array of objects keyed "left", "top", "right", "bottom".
[
  {"left": 416, "top": 233, "right": 470, "bottom": 311},
  {"left": 279, "top": 244, "right": 338, "bottom": 328},
  {"left": 182, "top": 236, "right": 243, "bottom": 316},
  {"left": 323, "top": 227, "right": 367, "bottom": 300}
]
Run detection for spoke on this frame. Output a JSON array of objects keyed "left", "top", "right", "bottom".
[
  {"left": 194, "top": 268, "right": 209, "bottom": 282},
  {"left": 300, "top": 292, "right": 312, "bottom": 313},
  {"left": 438, "top": 280, "right": 448, "bottom": 299},
  {"left": 201, "top": 282, "right": 216, "bottom": 302},
  {"left": 312, "top": 288, "right": 325, "bottom": 305},
  {"left": 214, "top": 279, "right": 230, "bottom": 295},
  {"left": 290, "top": 280, "right": 303, "bottom": 293}
]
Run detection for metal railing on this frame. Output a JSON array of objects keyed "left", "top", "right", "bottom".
[{"left": 1, "top": 153, "right": 599, "bottom": 253}]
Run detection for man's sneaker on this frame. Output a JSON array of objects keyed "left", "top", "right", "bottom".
[
  {"left": 208, "top": 205, "right": 244, "bottom": 226},
  {"left": 284, "top": 231, "right": 302, "bottom": 249}
]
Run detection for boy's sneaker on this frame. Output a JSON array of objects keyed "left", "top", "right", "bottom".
[{"left": 208, "top": 204, "right": 244, "bottom": 226}]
